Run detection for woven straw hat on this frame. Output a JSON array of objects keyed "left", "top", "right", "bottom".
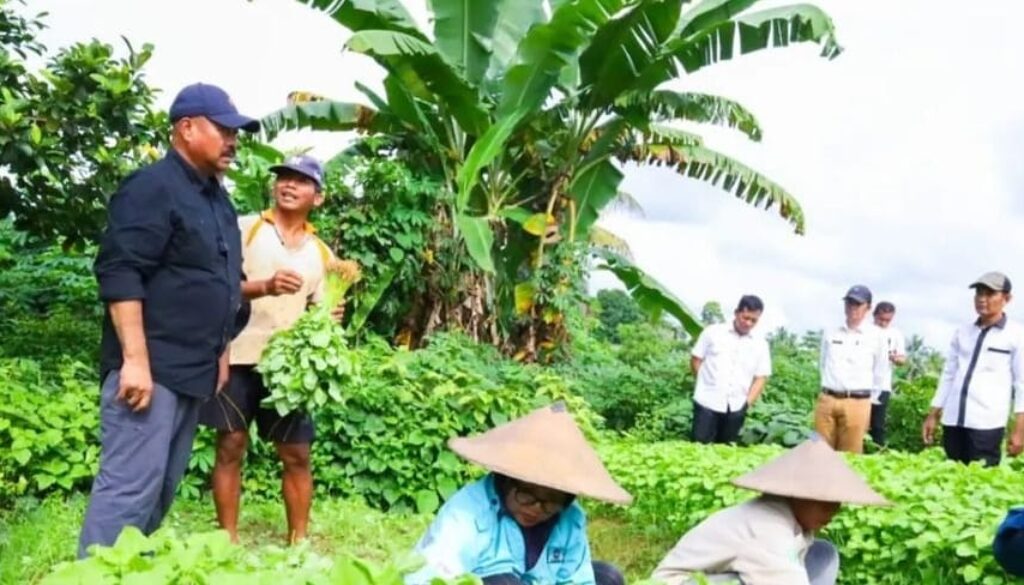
[
  {"left": 732, "top": 439, "right": 889, "bottom": 506},
  {"left": 448, "top": 403, "right": 632, "bottom": 505}
]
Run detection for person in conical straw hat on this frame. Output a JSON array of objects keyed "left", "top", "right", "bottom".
[
  {"left": 405, "top": 403, "right": 632, "bottom": 585},
  {"left": 651, "top": 437, "right": 889, "bottom": 585}
]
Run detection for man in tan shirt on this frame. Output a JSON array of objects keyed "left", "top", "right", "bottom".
[
  {"left": 198, "top": 155, "right": 340, "bottom": 544},
  {"left": 651, "top": 439, "right": 889, "bottom": 585}
]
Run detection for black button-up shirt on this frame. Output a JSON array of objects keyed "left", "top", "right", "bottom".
[{"left": 95, "top": 149, "right": 244, "bottom": 399}]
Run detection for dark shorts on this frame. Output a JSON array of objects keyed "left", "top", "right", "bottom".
[{"left": 198, "top": 365, "right": 315, "bottom": 444}]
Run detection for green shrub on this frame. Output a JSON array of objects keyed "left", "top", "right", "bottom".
[
  {"left": 598, "top": 441, "right": 1022, "bottom": 584},
  {"left": 183, "top": 333, "right": 598, "bottom": 513},
  {"left": 0, "top": 358, "right": 100, "bottom": 505},
  {"left": 558, "top": 321, "right": 690, "bottom": 432},
  {"left": 885, "top": 375, "right": 936, "bottom": 453}
]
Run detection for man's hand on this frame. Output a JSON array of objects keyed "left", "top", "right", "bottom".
[
  {"left": 922, "top": 411, "right": 940, "bottom": 445},
  {"left": 118, "top": 358, "right": 154, "bottom": 412},
  {"left": 330, "top": 301, "right": 346, "bottom": 323},
  {"left": 264, "top": 269, "right": 303, "bottom": 296},
  {"left": 216, "top": 350, "right": 230, "bottom": 395},
  {"left": 1008, "top": 432, "right": 1024, "bottom": 458}
]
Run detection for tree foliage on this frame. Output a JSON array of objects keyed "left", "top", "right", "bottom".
[{"left": 0, "top": 0, "right": 164, "bottom": 246}]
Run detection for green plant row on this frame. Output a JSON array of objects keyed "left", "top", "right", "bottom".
[
  {"left": 597, "top": 441, "right": 1024, "bottom": 584},
  {"left": 42, "top": 526, "right": 478, "bottom": 585}
]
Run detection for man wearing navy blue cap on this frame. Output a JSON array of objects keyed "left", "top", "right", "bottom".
[
  {"left": 814, "top": 285, "right": 888, "bottom": 453},
  {"left": 199, "top": 154, "right": 342, "bottom": 544},
  {"left": 78, "top": 83, "right": 259, "bottom": 557}
]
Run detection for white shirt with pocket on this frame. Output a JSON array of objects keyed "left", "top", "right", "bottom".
[
  {"left": 819, "top": 323, "right": 888, "bottom": 392},
  {"left": 930, "top": 316, "right": 1024, "bottom": 430},
  {"left": 691, "top": 323, "right": 772, "bottom": 413}
]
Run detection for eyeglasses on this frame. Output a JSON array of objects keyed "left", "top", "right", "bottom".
[{"left": 512, "top": 485, "right": 566, "bottom": 515}]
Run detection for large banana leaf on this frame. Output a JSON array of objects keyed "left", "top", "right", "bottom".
[
  {"left": 578, "top": 0, "right": 686, "bottom": 109},
  {"left": 618, "top": 137, "right": 805, "bottom": 233},
  {"left": 497, "top": 0, "right": 642, "bottom": 118},
  {"left": 615, "top": 90, "right": 762, "bottom": 141},
  {"left": 261, "top": 101, "right": 377, "bottom": 141},
  {"left": 593, "top": 249, "right": 702, "bottom": 337},
  {"left": 456, "top": 213, "right": 496, "bottom": 273},
  {"left": 304, "top": 0, "right": 426, "bottom": 39},
  {"left": 455, "top": 111, "right": 525, "bottom": 212},
  {"left": 569, "top": 159, "right": 624, "bottom": 239},
  {"left": 346, "top": 30, "right": 488, "bottom": 135},
  {"left": 674, "top": 0, "right": 760, "bottom": 38},
  {"left": 429, "top": 0, "right": 501, "bottom": 86},
  {"left": 634, "top": 4, "right": 841, "bottom": 91},
  {"left": 484, "top": 0, "right": 547, "bottom": 89}
]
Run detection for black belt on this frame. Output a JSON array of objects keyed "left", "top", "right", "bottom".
[{"left": 822, "top": 388, "right": 871, "bottom": 399}]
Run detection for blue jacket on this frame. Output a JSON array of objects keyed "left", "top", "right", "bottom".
[{"left": 406, "top": 474, "right": 595, "bottom": 584}]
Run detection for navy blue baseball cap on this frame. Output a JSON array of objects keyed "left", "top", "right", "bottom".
[
  {"left": 169, "top": 83, "right": 260, "bottom": 132},
  {"left": 270, "top": 155, "right": 324, "bottom": 189},
  {"left": 843, "top": 285, "right": 872, "bottom": 305}
]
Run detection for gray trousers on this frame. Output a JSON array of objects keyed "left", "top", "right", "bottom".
[
  {"left": 689, "top": 539, "right": 840, "bottom": 585},
  {"left": 77, "top": 371, "right": 200, "bottom": 558}
]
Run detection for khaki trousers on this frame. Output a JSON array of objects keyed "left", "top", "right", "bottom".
[{"left": 814, "top": 393, "right": 871, "bottom": 453}]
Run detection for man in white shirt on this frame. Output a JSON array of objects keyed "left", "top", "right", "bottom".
[
  {"left": 869, "top": 301, "right": 907, "bottom": 446},
  {"left": 690, "top": 295, "right": 772, "bottom": 444},
  {"left": 923, "top": 271, "right": 1024, "bottom": 466},
  {"left": 815, "top": 285, "right": 888, "bottom": 453},
  {"left": 651, "top": 438, "right": 889, "bottom": 585}
]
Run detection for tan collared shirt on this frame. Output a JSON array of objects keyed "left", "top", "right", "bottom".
[
  {"left": 652, "top": 496, "right": 814, "bottom": 585},
  {"left": 231, "top": 211, "right": 333, "bottom": 365}
]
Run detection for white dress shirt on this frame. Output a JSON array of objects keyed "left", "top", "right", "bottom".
[
  {"left": 930, "top": 315, "right": 1024, "bottom": 430},
  {"left": 691, "top": 323, "right": 772, "bottom": 413},
  {"left": 876, "top": 326, "right": 907, "bottom": 393},
  {"left": 819, "top": 322, "right": 887, "bottom": 392},
  {"left": 652, "top": 496, "right": 815, "bottom": 585}
]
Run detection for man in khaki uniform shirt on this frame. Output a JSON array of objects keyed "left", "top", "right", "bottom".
[
  {"left": 198, "top": 155, "right": 339, "bottom": 544},
  {"left": 651, "top": 439, "right": 889, "bottom": 585}
]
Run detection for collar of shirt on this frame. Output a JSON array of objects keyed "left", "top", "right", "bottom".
[
  {"left": 840, "top": 321, "right": 870, "bottom": 334},
  {"left": 974, "top": 314, "right": 1008, "bottom": 330},
  {"left": 167, "top": 148, "right": 221, "bottom": 195},
  {"left": 259, "top": 208, "right": 317, "bottom": 234}
]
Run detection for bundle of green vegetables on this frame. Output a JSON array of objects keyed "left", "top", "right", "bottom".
[{"left": 259, "top": 259, "right": 362, "bottom": 416}]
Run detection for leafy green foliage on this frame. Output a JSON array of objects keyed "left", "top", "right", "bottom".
[
  {"left": 0, "top": 219, "right": 101, "bottom": 362},
  {"left": 0, "top": 0, "right": 164, "bottom": 245},
  {"left": 0, "top": 358, "right": 99, "bottom": 506},
  {"left": 258, "top": 309, "right": 359, "bottom": 417},
  {"left": 43, "top": 525, "right": 481, "bottom": 585},
  {"left": 593, "top": 289, "right": 643, "bottom": 343},
  {"left": 559, "top": 317, "right": 690, "bottom": 432},
  {"left": 885, "top": 374, "right": 938, "bottom": 453},
  {"left": 308, "top": 333, "right": 597, "bottom": 513},
  {"left": 599, "top": 441, "right": 1023, "bottom": 585},
  {"left": 315, "top": 153, "right": 443, "bottom": 338}
]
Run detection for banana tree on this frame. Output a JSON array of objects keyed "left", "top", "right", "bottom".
[{"left": 262, "top": 0, "right": 842, "bottom": 358}]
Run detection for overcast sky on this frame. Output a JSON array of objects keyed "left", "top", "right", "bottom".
[{"left": 31, "top": 0, "right": 1024, "bottom": 347}]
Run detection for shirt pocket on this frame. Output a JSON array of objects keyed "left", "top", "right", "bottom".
[
  {"left": 167, "top": 213, "right": 217, "bottom": 269},
  {"left": 980, "top": 345, "right": 1012, "bottom": 372}
]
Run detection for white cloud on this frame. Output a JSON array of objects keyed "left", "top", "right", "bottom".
[{"left": 30, "top": 0, "right": 1024, "bottom": 346}]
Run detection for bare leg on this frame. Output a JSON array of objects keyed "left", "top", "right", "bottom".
[
  {"left": 211, "top": 430, "right": 248, "bottom": 543},
  {"left": 276, "top": 442, "right": 312, "bottom": 544}
]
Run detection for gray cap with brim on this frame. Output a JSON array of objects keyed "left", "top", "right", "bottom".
[{"left": 970, "top": 271, "right": 1012, "bottom": 293}]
